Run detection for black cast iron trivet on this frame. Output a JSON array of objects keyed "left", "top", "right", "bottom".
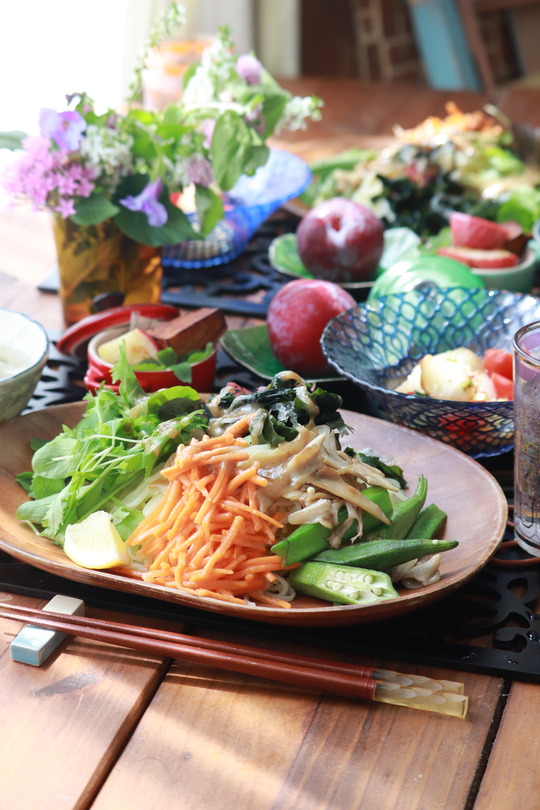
[
  {"left": 7, "top": 350, "right": 540, "bottom": 681},
  {"left": 160, "top": 216, "right": 298, "bottom": 317}
]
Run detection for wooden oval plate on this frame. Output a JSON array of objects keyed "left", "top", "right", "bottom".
[{"left": 0, "top": 403, "right": 507, "bottom": 627}]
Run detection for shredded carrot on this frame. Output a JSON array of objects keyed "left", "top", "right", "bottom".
[{"left": 126, "top": 432, "right": 289, "bottom": 608}]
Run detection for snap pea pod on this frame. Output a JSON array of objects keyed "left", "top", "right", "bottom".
[
  {"left": 271, "top": 487, "right": 393, "bottom": 566},
  {"left": 384, "top": 475, "right": 427, "bottom": 540},
  {"left": 288, "top": 562, "right": 399, "bottom": 605},
  {"left": 311, "top": 536, "right": 458, "bottom": 570},
  {"left": 406, "top": 503, "right": 447, "bottom": 540}
]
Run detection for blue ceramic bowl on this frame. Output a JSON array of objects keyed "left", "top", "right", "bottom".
[{"left": 321, "top": 287, "right": 540, "bottom": 458}]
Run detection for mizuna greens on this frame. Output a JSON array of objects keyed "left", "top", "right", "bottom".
[{"left": 16, "top": 378, "right": 209, "bottom": 543}]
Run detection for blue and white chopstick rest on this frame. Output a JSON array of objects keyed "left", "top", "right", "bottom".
[{"left": 10, "top": 594, "right": 85, "bottom": 666}]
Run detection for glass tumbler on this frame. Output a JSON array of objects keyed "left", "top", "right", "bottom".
[{"left": 513, "top": 321, "right": 540, "bottom": 556}]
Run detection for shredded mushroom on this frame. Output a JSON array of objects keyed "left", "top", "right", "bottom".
[{"left": 235, "top": 423, "right": 398, "bottom": 549}]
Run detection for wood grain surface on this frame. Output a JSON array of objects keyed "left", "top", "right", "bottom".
[{"left": 1, "top": 77, "right": 540, "bottom": 810}]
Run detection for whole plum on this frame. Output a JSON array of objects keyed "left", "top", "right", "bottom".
[
  {"left": 296, "top": 197, "right": 384, "bottom": 283},
  {"left": 267, "top": 278, "right": 356, "bottom": 376}
]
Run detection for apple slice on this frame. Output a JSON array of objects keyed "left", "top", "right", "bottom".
[
  {"left": 499, "top": 221, "right": 528, "bottom": 255},
  {"left": 98, "top": 328, "right": 159, "bottom": 365},
  {"left": 437, "top": 245, "right": 520, "bottom": 269},
  {"left": 450, "top": 212, "right": 514, "bottom": 250}
]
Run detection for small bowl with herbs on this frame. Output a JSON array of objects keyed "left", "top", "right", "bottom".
[
  {"left": 84, "top": 307, "right": 226, "bottom": 394},
  {"left": 55, "top": 305, "right": 226, "bottom": 394}
]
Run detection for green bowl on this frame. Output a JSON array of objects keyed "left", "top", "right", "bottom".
[
  {"left": 368, "top": 255, "right": 483, "bottom": 299},
  {"left": 469, "top": 244, "right": 539, "bottom": 293}
]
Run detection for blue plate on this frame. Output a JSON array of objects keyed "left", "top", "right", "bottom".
[{"left": 162, "top": 150, "right": 312, "bottom": 269}]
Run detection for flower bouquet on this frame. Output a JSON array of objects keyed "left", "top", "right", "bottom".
[{"left": 0, "top": 4, "right": 321, "bottom": 322}]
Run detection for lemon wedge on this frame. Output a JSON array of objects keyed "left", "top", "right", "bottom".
[{"left": 63, "top": 511, "right": 130, "bottom": 570}]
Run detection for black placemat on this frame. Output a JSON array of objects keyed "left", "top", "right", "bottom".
[{"left": 11, "top": 342, "right": 540, "bottom": 681}]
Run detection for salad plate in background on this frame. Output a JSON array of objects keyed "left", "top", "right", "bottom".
[{"left": 283, "top": 104, "right": 540, "bottom": 239}]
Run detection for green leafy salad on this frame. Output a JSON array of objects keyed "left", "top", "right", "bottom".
[
  {"left": 16, "top": 363, "right": 456, "bottom": 608},
  {"left": 16, "top": 364, "right": 347, "bottom": 545},
  {"left": 299, "top": 110, "right": 540, "bottom": 237}
]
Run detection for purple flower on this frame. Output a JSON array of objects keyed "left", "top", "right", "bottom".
[
  {"left": 202, "top": 119, "right": 215, "bottom": 150},
  {"left": 187, "top": 155, "right": 214, "bottom": 187},
  {"left": 75, "top": 169, "right": 95, "bottom": 198},
  {"left": 120, "top": 178, "right": 168, "bottom": 227},
  {"left": 39, "top": 108, "right": 86, "bottom": 153},
  {"left": 236, "top": 54, "right": 262, "bottom": 85},
  {"left": 56, "top": 197, "right": 76, "bottom": 218}
]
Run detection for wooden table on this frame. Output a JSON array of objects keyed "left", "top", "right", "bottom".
[{"left": 1, "top": 79, "right": 540, "bottom": 810}]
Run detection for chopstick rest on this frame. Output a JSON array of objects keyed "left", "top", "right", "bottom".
[{"left": 10, "top": 595, "right": 85, "bottom": 666}]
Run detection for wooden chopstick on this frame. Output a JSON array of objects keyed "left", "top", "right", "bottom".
[
  {"left": 0, "top": 601, "right": 463, "bottom": 693},
  {"left": 0, "top": 602, "right": 468, "bottom": 717}
]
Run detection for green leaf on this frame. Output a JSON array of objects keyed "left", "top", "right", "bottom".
[
  {"left": 495, "top": 185, "right": 540, "bottom": 232},
  {"left": 31, "top": 475, "right": 66, "bottom": 500},
  {"left": 185, "top": 342, "right": 214, "bottom": 363},
  {"left": 113, "top": 174, "right": 200, "bottom": 246},
  {"left": 114, "top": 509, "right": 145, "bottom": 540},
  {"left": 170, "top": 361, "right": 192, "bottom": 383},
  {"left": 260, "top": 92, "right": 287, "bottom": 138},
  {"left": 155, "top": 121, "right": 192, "bottom": 141},
  {"left": 111, "top": 346, "right": 145, "bottom": 407},
  {"left": 16, "top": 471, "right": 34, "bottom": 493},
  {"left": 221, "top": 325, "right": 341, "bottom": 383},
  {"left": 195, "top": 184, "right": 224, "bottom": 237},
  {"left": 16, "top": 494, "right": 59, "bottom": 524},
  {"left": 211, "top": 111, "right": 269, "bottom": 190},
  {"left": 379, "top": 227, "right": 422, "bottom": 269},
  {"left": 32, "top": 436, "right": 80, "bottom": 478},
  {"left": 45, "top": 488, "right": 70, "bottom": 539},
  {"left": 268, "top": 234, "right": 313, "bottom": 279},
  {"left": 156, "top": 346, "right": 178, "bottom": 365},
  {"left": 0, "top": 130, "right": 26, "bottom": 150},
  {"left": 71, "top": 194, "right": 120, "bottom": 226},
  {"left": 145, "top": 385, "right": 201, "bottom": 414}
]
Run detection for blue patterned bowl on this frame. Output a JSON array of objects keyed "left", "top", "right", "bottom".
[{"left": 321, "top": 287, "right": 540, "bottom": 458}]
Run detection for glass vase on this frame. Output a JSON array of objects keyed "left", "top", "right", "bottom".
[{"left": 52, "top": 217, "right": 163, "bottom": 326}]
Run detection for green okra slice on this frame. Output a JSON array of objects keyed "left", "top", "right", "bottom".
[
  {"left": 271, "top": 486, "right": 393, "bottom": 566},
  {"left": 311, "top": 536, "right": 458, "bottom": 570},
  {"left": 384, "top": 474, "right": 427, "bottom": 540},
  {"left": 288, "top": 562, "right": 399, "bottom": 605},
  {"left": 406, "top": 503, "right": 447, "bottom": 540},
  {"left": 271, "top": 522, "right": 333, "bottom": 567}
]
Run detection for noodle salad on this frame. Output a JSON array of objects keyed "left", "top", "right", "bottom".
[{"left": 17, "top": 361, "right": 450, "bottom": 609}]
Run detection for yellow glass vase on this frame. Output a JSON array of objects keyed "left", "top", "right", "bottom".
[{"left": 53, "top": 217, "right": 163, "bottom": 325}]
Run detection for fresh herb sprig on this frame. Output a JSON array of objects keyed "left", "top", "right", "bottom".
[{"left": 16, "top": 378, "right": 209, "bottom": 543}]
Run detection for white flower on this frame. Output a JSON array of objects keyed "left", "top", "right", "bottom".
[
  {"left": 79, "top": 124, "right": 134, "bottom": 190},
  {"left": 275, "top": 96, "right": 323, "bottom": 134},
  {"left": 165, "top": 155, "right": 190, "bottom": 188},
  {"left": 181, "top": 66, "right": 217, "bottom": 109}
]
